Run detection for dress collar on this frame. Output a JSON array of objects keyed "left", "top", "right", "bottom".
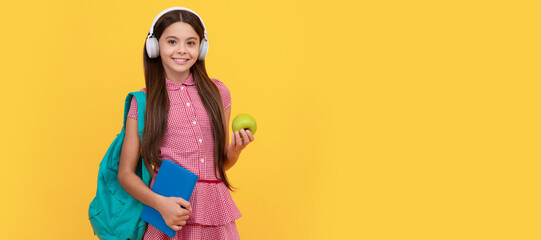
[{"left": 166, "top": 73, "right": 195, "bottom": 90}]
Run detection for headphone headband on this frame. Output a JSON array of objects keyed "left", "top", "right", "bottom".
[{"left": 147, "top": 7, "right": 207, "bottom": 40}]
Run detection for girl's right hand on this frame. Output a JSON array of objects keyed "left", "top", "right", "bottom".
[{"left": 156, "top": 196, "right": 192, "bottom": 231}]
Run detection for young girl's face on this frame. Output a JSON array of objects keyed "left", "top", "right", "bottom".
[{"left": 158, "top": 22, "right": 200, "bottom": 79}]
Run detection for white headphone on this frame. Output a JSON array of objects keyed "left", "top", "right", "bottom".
[{"left": 145, "top": 7, "right": 209, "bottom": 60}]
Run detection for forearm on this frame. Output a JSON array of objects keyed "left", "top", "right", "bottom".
[
  {"left": 118, "top": 171, "right": 165, "bottom": 210},
  {"left": 224, "top": 151, "right": 240, "bottom": 171}
]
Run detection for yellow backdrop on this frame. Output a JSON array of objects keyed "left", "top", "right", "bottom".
[{"left": 0, "top": 0, "right": 539, "bottom": 239}]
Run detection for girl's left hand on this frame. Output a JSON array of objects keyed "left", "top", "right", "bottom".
[{"left": 228, "top": 129, "right": 255, "bottom": 157}]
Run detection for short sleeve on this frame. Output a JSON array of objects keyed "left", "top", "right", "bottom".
[
  {"left": 127, "top": 96, "right": 138, "bottom": 120},
  {"left": 212, "top": 78, "right": 231, "bottom": 110},
  {"left": 127, "top": 88, "right": 146, "bottom": 120}
]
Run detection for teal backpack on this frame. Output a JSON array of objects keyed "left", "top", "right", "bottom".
[{"left": 89, "top": 91, "right": 151, "bottom": 240}]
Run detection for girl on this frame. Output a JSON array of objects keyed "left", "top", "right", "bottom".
[{"left": 117, "top": 7, "right": 254, "bottom": 240}]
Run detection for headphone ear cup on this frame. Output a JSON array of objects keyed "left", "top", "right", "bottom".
[
  {"left": 198, "top": 39, "right": 209, "bottom": 60},
  {"left": 146, "top": 36, "right": 160, "bottom": 58}
]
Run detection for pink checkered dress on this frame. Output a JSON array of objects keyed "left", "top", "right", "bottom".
[{"left": 127, "top": 73, "right": 241, "bottom": 239}]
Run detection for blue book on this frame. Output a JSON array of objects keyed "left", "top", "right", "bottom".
[{"left": 140, "top": 159, "right": 199, "bottom": 237}]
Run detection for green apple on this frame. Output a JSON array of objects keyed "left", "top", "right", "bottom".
[{"left": 232, "top": 113, "right": 257, "bottom": 136}]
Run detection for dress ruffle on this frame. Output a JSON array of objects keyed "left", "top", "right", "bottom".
[{"left": 187, "top": 182, "right": 242, "bottom": 225}]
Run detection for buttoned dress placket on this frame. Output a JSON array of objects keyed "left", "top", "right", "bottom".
[{"left": 179, "top": 84, "right": 206, "bottom": 177}]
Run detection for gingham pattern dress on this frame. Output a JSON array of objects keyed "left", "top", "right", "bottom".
[{"left": 127, "top": 73, "right": 241, "bottom": 239}]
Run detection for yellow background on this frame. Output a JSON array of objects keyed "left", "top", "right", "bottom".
[{"left": 1, "top": 0, "right": 539, "bottom": 239}]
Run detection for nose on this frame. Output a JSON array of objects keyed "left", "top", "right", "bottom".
[{"left": 177, "top": 44, "right": 187, "bottom": 54}]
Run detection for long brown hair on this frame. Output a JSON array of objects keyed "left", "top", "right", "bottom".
[{"left": 141, "top": 10, "right": 233, "bottom": 190}]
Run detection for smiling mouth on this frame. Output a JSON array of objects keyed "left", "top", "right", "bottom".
[{"left": 173, "top": 58, "right": 189, "bottom": 63}]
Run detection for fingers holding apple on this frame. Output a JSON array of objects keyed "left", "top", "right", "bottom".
[
  {"left": 229, "top": 130, "right": 253, "bottom": 156},
  {"left": 229, "top": 114, "right": 256, "bottom": 153},
  {"left": 233, "top": 129, "right": 254, "bottom": 147},
  {"left": 240, "top": 129, "right": 254, "bottom": 142}
]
